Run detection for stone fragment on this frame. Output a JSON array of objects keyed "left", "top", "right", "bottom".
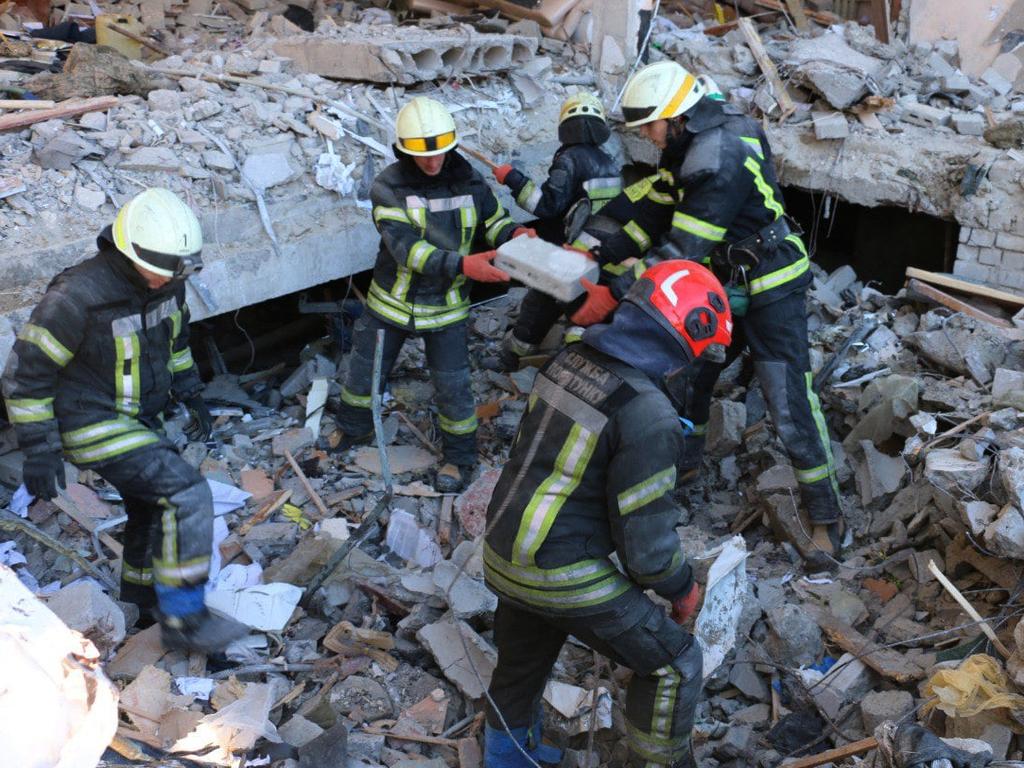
[
  {"left": 787, "top": 32, "right": 884, "bottom": 109},
  {"left": 844, "top": 375, "right": 919, "bottom": 449},
  {"left": 330, "top": 675, "right": 394, "bottom": 721},
  {"left": 34, "top": 131, "right": 99, "bottom": 170},
  {"left": 280, "top": 714, "right": 325, "bottom": 748},
  {"left": 855, "top": 441, "right": 906, "bottom": 506},
  {"left": 74, "top": 185, "right": 106, "bottom": 210},
  {"left": 952, "top": 112, "right": 986, "bottom": 136},
  {"left": 706, "top": 400, "right": 746, "bottom": 457},
  {"left": 983, "top": 505, "right": 1024, "bottom": 559},
  {"left": 828, "top": 590, "right": 868, "bottom": 627},
  {"left": 810, "top": 652, "right": 875, "bottom": 720},
  {"left": 45, "top": 580, "right": 126, "bottom": 654},
  {"left": 353, "top": 445, "right": 435, "bottom": 475},
  {"left": 766, "top": 603, "right": 823, "bottom": 667},
  {"left": 297, "top": 721, "right": 348, "bottom": 768},
  {"left": 924, "top": 449, "right": 990, "bottom": 493},
  {"left": 901, "top": 102, "right": 951, "bottom": 128},
  {"left": 716, "top": 724, "right": 756, "bottom": 758},
  {"left": 147, "top": 88, "right": 182, "bottom": 111},
  {"left": 941, "top": 72, "right": 972, "bottom": 93},
  {"left": 189, "top": 98, "right": 222, "bottom": 121},
  {"left": 728, "top": 657, "right": 769, "bottom": 701},
  {"left": 242, "top": 152, "right": 298, "bottom": 190},
  {"left": 982, "top": 67, "right": 1014, "bottom": 95},
  {"left": 812, "top": 111, "right": 849, "bottom": 140},
  {"left": 454, "top": 468, "right": 501, "bottom": 538},
  {"left": 861, "top": 690, "right": 913, "bottom": 733},
  {"left": 961, "top": 501, "right": 999, "bottom": 537},
  {"left": 756, "top": 464, "right": 798, "bottom": 493},
  {"left": 432, "top": 560, "right": 497, "bottom": 620},
  {"left": 993, "top": 367, "right": 1024, "bottom": 408},
  {"left": 119, "top": 146, "right": 180, "bottom": 173},
  {"left": 281, "top": 355, "right": 336, "bottom": 399},
  {"left": 417, "top": 618, "right": 497, "bottom": 699},
  {"left": 202, "top": 150, "right": 235, "bottom": 170},
  {"left": 1000, "top": 447, "right": 1024, "bottom": 509},
  {"left": 225, "top": 53, "right": 259, "bottom": 74},
  {"left": 272, "top": 427, "right": 315, "bottom": 457}
]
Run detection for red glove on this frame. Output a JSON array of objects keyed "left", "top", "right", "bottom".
[
  {"left": 513, "top": 226, "right": 537, "bottom": 239},
  {"left": 670, "top": 583, "right": 701, "bottom": 625},
  {"left": 563, "top": 243, "right": 596, "bottom": 260},
  {"left": 493, "top": 164, "right": 513, "bottom": 184},
  {"left": 462, "top": 250, "right": 510, "bottom": 283},
  {"left": 569, "top": 279, "right": 618, "bottom": 326}
]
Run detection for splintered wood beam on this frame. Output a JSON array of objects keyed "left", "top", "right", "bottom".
[
  {"left": 0, "top": 96, "right": 118, "bottom": 132},
  {"left": 783, "top": 0, "right": 809, "bottom": 29},
  {"left": 738, "top": 18, "right": 795, "bottom": 120}
]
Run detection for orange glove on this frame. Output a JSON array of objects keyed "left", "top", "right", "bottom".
[
  {"left": 462, "top": 250, "right": 510, "bottom": 283},
  {"left": 513, "top": 226, "right": 537, "bottom": 239},
  {"left": 569, "top": 278, "right": 617, "bottom": 326},
  {"left": 670, "top": 583, "right": 701, "bottom": 625},
  {"left": 493, "top": 164, "right": 513, "bottom": 184},
  {"left": 563, "top": 243, "right": 596, "bottom": 260}
]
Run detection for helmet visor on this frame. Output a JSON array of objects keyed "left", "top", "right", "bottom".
[
  {"left": 399, "top": 130, "right": 457, "bottom": 154},
  {"left": 622, "top": 105, "right": 657, "bottom": 126},
  {"left": 134, "top": 243, "right": 204, "bottom": 277}
]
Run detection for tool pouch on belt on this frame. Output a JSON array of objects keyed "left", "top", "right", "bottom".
[{"left": 711, "top": 216, "right": 800, "bottom": 269}]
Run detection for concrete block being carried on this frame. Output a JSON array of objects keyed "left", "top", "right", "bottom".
[
  {"left": 495, "top": 237, "right": 600, "bottom": 303},
  {"left": 274, "top": 24, "right": 537, "bottom": 85}
]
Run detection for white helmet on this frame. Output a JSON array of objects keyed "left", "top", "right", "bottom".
[
  {"left": 113, "top": 188, "right": 203, "bottom": 278},
  {"left": 395, "top": 97, "right": 458, "bottom": 157},
  {"left": 559, "top": 91, "right": 606, "bottom": 125},
  {"left": 621, "top": 60, "right": 705, "bottom": 128}
]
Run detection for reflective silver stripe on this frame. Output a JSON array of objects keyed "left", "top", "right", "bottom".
[
  {"left": 672, "top": 212, "right": 726, "bottom": 242},
  {"left": 62, "top": 418, "right": 138, "bottom": 447},
  {"left": 531, "top": 374, "right": 608, "bottom": 434},
  {"left": 414, "top": 306, "right": 469, "bottom": 330},
  {"left": 373, "top": 206, "right": 411, "bottom": 224},
  {"left": 170, "top": 348, "right": 194, "bottom": 372},
  {"left": 486, "top": 216, "right": 514, "bottom": 244},
  {"left": 67, "top": 431, "right": 158, "bottom": 463},
  {"left": 573, "top": 232, "right": 601, "bottom": 250},
  {"left": 6, "top": 398, "right": 54, "bottom": 423},
  {"left": 617, "top": 467, "right": 676, "bottom": 515},
  {"left": 154, "top": 558, "right": 210, "bottom": 583},
  {"left": 408, "top": 240, "right": 437, "bottom": 271},
  {"left": 749, "top": 255, "right": 810, "bottom": 295},
  {"left": 623, "top": 221, "right": 650, "bottom": 250},
  {"left": 484, "top": 563, "right": 631, "bottom": 609},
  {"left": 484, "top": 544, "right": 614, "bottom": 586},
  {"left": 146, "top": 297, "right": 178, "bottom": 327},
  {"left": 795, "top": 464, "right": 831, "bottom": 484},
  {"left": 405, "top": 194, "right": 475, "bottom": 212},
  {"left": 111, "top": 314, "right": 143, "bottom": 336},
  {"left": 517, "top": 181, "right": 542, "bottom": 212},
  {"left": 19, "top": 323, "right": 72, "bottom": 366}
]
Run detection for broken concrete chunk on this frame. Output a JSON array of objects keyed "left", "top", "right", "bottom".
[
  {"left": 999, "top": 447, "right": 1024, "bottom": 509},
  {"left": 416, "top": 617, "right": 496, "bottom": 699},
  {"left": 330, "top": 675, "right": 394, "bottom": 720},
  {"left": 766, "top": 603, "right": 823, "bottom": 667},
  {"left": 495, "top": 237, "right": 599, "bottom": 303},
  {"left": 993, "top": 367, "right": 1024, "bottom": 409},
  {"left": 861, "top": 689, "right": 914, "bottom": 733},
  {"left": 706, "top": 400, "right": 746, "bottom": 457},
  {"left": 984, "top": 505, "right": 1024, "bottom": 559},
  {"left": 787, "top": 32, "right": 885, "bottom": 109},
  {"left": 924, "top": 449, "right": 990, "bottom": 493},
  {"left": 961, "top": 500, "right": 999, "bottom": 537},
  {"left": 812, "top": 111, "right": 849, "bottom": 140},
  {"left": 432, "top": 559, "right": 497, "bottom": 620},
  {"left": 119, "top": 146, "right": 181, "bottom": 173},
  {"left": 242, "top": 152, "right": 299, "bottom": 190},
  {"left": 280, "top": 714, "right": 325, "bottom": 748},
  {"left": 353, "top": 445, "right": 435, "bottom": 475},
  {"left": 147, "top": 88, "right": 182, "bottom": 112},
  {"left": 952, "top": 112, "right": 986, "bottom": 136},
  {"left": 855, "top": 441, "right": 907, "bottom": 507},
  {"left": 44, "top": 579, "right": 126, "bottom": 654},
  {"left": 807, "top": 652, "right": 875, "bottom": 720},
  {"left": 272, "top": 427, "right": 315, "bottom": 457},
  {"left": 901, "top": 102, "right": 951, "bottom": 128}
]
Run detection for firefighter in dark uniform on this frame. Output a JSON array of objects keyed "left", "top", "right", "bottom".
[
  {"left": 572, "top": 60, "right": 844, "bottom": 558},
  {"left": 483, "top": 261, "right": 734, "bottom": 768},
  {"left": 333, "top": 97, "right": 527, "bottom": 492},
  {"left": 2, "top": 188, "right": 247, "bottom": 652},
  {"left": 488, "top": 92, "right": 622, "bottom": 371}
]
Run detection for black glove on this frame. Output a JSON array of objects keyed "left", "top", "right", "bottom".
[
  {"left": 184, "top": 395, "right": 213, "bottom": 442},
  {"left": 23, "top": 453, "right": 66, "bottom": 501}
]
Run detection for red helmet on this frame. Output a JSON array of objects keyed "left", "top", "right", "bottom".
[{"left": 624, "top": 260, "right": 732, "bottom": 361}]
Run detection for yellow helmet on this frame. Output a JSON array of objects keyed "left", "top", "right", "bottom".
[
  {"left": 621, "top": 60, "right": 705, "bottom": 128},
  {"left": 113, "top": 188, "right": 203, "bottom": 278},
  {"left": 395, "top": 97, "right": 458, "bottom": 157},
  {"left": 559, "top": 92, "right": 606, "bottom": 125}
]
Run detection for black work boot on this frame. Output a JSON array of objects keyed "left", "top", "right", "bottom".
[
  {"left": 331, "top": 428, "right": 374, "bottom": 454},
  {"left": 159, "top": 608, "right": 249, "bottom": 653},
  {"left": 435, "top": 463, "right": 473, "bottom": 493}
]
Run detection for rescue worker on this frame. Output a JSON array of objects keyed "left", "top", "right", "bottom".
[
  {"left": 490, "top": 92, "right": 622, "bottom": 371},
  {"left": 333, "top": 96, "right": 525, "bottom": 492},
  {"left": 484, "top": 260, "right": 733, "bottom": 768},
  {"left": 571, "top": 60, "right": 844, "bottom": 558},
  {"left": 2, "top": 188, "right": 247, "bottom": 652}
]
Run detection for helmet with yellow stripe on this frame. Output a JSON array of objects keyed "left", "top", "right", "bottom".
[
  {"left": 395, "top": 96, "right": 458, "bottom": 157},
  {"left": 559, "top": 92, "right": 606, "bottom": 125},
  {"left": 621, "top": 60, "right": 705, "bottom": 128},
  {"left": 113, "top": 188, "right": 203, "bottom": 278}
]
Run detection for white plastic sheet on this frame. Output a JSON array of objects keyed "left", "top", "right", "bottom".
[
  {"left": 0, "top": 564, "right": 119, "bottom": 768},
  {"left": 171, "top": 682, "right": 281, "bottom": 765},
  {"left": 694, "top": 535, "right": 749, "bottom": 680}
]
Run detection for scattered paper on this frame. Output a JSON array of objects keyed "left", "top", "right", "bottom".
[
  {"left": 386, "top": 509, "right": 443, "bottom": 567},
  {"left": 171, "top": 682, "right": 281, "bottom": 765},
  {"left": 208, "top": 479, "right": 252, "bottom": 516},
  {"left": 695, "top": 535, "right": 749, "bottom": 680},
  {"left": 176, "top": 676, "right": 216, "bottom": 701},
  {"left": 207, "top": 582, "right": 302, "bottom": 632}
]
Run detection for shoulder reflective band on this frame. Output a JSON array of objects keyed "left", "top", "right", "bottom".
[{"left": 399, "top": 131, "right": 456, "bottom": 153}]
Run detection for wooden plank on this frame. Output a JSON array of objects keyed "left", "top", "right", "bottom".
[
  {"left": 0, "top": 96, "right": 118, "bottom": 133},
  {"left": 783, "top": 0, "right": 809, "bottom": 29},
  {"left": 53, "top": 493, "right": 124, "bottom": 557},
  {"left": 868, "top": 0, "right": 889, "bottom": 43},
  {"left": 0, "top": 99, "right": 56, "bottom": 109},
  {"left": 283, "top": 448, "right": 329, "bottom": 521},
  {"left": 905, "top": 266, "right": 1024, "bottom": 307},
  {"left": 738, "top": 18, "right": 796, "bottom": 120},
  {"left": 815, "top": 614, "right": 928, "bottom": 684},
  {"left": 786, "top": 737, "right": 879, "bottom": 768},
  {"left": 237, "top": 489, "right": 291, "bottom": 537},
  {"left": 907, "top": 278, "right": 1013, "bottom": 328},
  {"left": 106, "top": 22, "right": 171, "bottom": 56}
]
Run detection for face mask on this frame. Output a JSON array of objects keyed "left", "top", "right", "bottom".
[{"left": 661, "top": 343, "right": 728, "bottom": 421}]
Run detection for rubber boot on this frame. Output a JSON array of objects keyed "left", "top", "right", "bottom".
[
  {"left": 330, "top": 428, "right": 374, "bottom": 454},
  {"left": 484, "top": 723, "right": 561, "bottom": 768},
  {"left": 435, "top": 463, "right": 471, "bottom": 494},
  {"left": 159, "top": 608, "right": 249, "bottom": 653}
]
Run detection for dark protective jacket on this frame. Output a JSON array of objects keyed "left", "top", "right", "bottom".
[
  {"left": 2, "top": 233, "right": 201, "bottom": 465},
  {"left": 484, "top": 342, "right": 693, "bottom": 616},
  {"left": 368, "top": 151, "right": 517, "bottom": 332},
  {"left": 504, "top": 143, "right": 621, "bottom": 233},
  {"left": 608, "top": 98, "right": 812, "bottom": 306}
]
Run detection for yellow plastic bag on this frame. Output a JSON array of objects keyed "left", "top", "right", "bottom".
[{"left": 922, "top": 654, "right": 1024, "bottom": 732}]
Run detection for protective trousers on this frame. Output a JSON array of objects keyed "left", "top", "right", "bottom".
[
  {"left": 336, "top": 313, "right": 477, "bottom": 466},
  {"left": 487, "top": 594, "right": 703, "bottom": 768},
  {"left": 95, "top": 439, "right": 213, "bottom": 610},
  {"left": 680, "top": 289, "right": 841, "bottom": 523}
]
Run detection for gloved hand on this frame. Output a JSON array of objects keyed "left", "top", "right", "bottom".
[
  {"left": 670, "top": 583, "right": 701, "bottom": 625},
  {"left": 184, "top": 395, "right": 213, "bottom": 442},
  {"left": 23, "top": 453, "right": 66, "bottom": 501},
  {"left": 569, "top": 279, "right": 618, "bottom": 326},
  {"left": 725, "top": 283, "right": 749, "bottom": 317},
  {"left": 462, "top": 250, "right": 511, "bottom": 283},
  {"left": 512, "top": 226, "right": 537, "bottom": 239},
  {"left": 492, "top": 164, "right": 513, "bottom": 185}
]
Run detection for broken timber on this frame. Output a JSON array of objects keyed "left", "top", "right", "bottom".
[
  {"left": 906, "top": 266, "right": 1024, "bottom": 307},
  {"left": 738, "top": 18, "right": 796, "bottom": 120},
  {"left": 786, "top": 737, "right": 879, "bottom": 768},
  {"left": 906, "top": 278, "right": 1013, "bottom": 328},
  {"left": 0, "top": 96, "right": 118, "bottom": 133},
  {"left": 814, "top": 613, "right": 929, "bottom": 684}
]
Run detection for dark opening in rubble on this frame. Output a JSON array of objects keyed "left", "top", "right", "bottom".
[{"left": 782, "top": 188, "right": 959, "bottom": 294}]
